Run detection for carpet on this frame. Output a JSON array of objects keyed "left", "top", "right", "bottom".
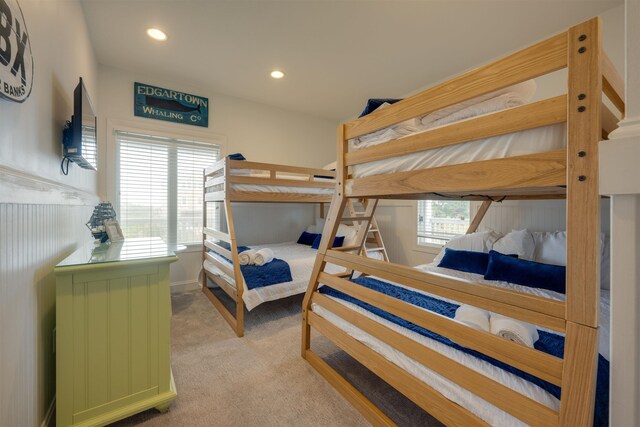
[{"left": 110, "top": 290, "right": 442, "bottom": 426}]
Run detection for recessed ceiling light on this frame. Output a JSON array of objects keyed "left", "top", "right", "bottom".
[
  {"left": 270, "top": 70, "right": 285, "bottom": 79},
  {"left": 147, "top": 28, "right": 167, "bottom": 41}
]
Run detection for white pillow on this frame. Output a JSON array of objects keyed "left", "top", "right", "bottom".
[
  {"left": 532, "top": 231, "right": 567, "bottom": 266},
  {"left": 493, "top": 229, "right": 535, "bottom": 260},
  {"left": 337, "top": 224, "right": 358, "bottom": 247},
  {"left": 421, "top": 80, "right": 536, "bottom": 127},
  {"left": 433, "top": 230, "right": 502, "bottom": 264},
  {"left": 532, "top": 231, "right": 610, "bottom": 290}
]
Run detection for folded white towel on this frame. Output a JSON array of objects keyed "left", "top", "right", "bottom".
[
  {"left": 490, "top": 314, "right": 539, "bottom": 348},
  {"left": 253, "top": 248, "right": 275, "bottom": 266},
  {"left": 238, "top": 249, "right": 257, "bottom": 266},
  {"left": 454, "top": 305, "right": 491, "bottom": 332}
]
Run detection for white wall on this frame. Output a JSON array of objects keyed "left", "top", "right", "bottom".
[
  {"left": 97, "top": 65, "right": 337, "bottom": 289},
  {"left": 379, "top": 5, "right": 624, "bottom": 266},
  {"left": 0, "top": 1, "right": 99, "bottom": 426}
]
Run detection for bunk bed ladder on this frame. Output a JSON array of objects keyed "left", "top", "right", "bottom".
[{"left": 346, "top": 198, "right": 389, "bottom": 262}]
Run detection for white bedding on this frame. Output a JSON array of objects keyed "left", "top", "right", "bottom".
[
  {"left": 229, "top": 171, "right": 335, "bottom": 195},
  {"left": 351, "top": 122, "right": 567, "bottom": 179},
  {"left": 205, "top": 241, "right": 344, "bottom": 310},
  {"left": 312, "top": 263, "right": 610, "bottom": 426}
]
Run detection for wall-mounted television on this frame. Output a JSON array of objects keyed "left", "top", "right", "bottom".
[{"left": 62, "top": 78, "right": 97, "bottom": 171}]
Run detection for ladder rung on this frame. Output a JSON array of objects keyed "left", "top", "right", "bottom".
[
  {"left": 342, "top": 216, "right": 372, "bottom": 222},
  {"left": 368, "top": 228, "right": 379, "bottom": 233},
  {"left": 366, "top": 247, "right": 385, "bottom": 252}
]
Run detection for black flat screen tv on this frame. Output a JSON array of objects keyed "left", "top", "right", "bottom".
[{"left": 63, "top": 78, "right": 97, "bottom": 170}]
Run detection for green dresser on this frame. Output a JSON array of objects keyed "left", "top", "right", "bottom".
[{"left": 55, "top": 238, "right": 178, "bottom": 427}]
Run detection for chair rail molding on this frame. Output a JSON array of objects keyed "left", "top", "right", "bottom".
[{"left": 0, "top": 165, "right": 99, "bottom": 205}]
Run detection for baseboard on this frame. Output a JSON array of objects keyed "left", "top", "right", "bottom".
[
  {"left": 41, "top": 396, "right": 55, "bottom": 427},
  {"left": 170, "top": 280, "right": 201, "bottom": 294}
]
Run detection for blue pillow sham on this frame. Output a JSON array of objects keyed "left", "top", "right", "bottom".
[
  {"left": 297, "top": 231, "right": 319, "bottom": 246},
  {"left": 358, "top": 98, "right": 402, "bottom": 117},
  {"left": 484, "top": 250, "right": 566, "bottom": 294},
  {"left": 437, "top": 248, "right": 491, "bottom": 275},
  {"left": 311, "top": 234, "right": 345, "bottom": 249},
  {"left": 227, "top": 153, "right": 246, "bottom": 161}
]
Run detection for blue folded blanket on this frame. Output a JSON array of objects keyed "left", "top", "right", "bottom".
[
  {"left": 319, "top": 276, "right": 609, "bottom": 426},
  {"left": 209, "top": 246, "right": 293, "bottom": 290}
]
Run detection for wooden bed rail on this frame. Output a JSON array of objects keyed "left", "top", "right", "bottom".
[
  {"left": 229, "top": 159, "right": 337, "bottom": 179},
  {"left": 345, "top": 33, "right": 567, "bottom": 140}
]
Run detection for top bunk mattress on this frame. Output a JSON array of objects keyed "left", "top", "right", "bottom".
[
  {"left": 351, "top": 122, "right": 566, "bottom": 178},
  {"left": 230, "top": 170, "right": 335, "bottom": 194}
]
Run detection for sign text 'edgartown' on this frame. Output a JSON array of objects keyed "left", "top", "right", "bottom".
[
  {"left": 0, "top": 0, "right": 33, "bottom": 103},
  {"left": 134, "top": 83, "right": 209, "bottom": 127}
]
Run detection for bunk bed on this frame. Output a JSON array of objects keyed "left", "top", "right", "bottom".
[
  {"left": 202, "top": 158, "right": 388, "bottom": 336},
  {"left": 302, "top": 17, "right": 623, "bottom": 426}
]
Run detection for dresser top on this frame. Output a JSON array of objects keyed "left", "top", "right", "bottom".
[{"left": 56, "top": 238, "right": 178, "bottom": 270}]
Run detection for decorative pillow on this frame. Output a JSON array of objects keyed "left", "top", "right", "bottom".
[
  {"left": 438, "top": 249, "right": 491, "bottom": 275},
  {"left": 493, "top": 229, "right": 535, "bottom": 260},
  {"left": 433, "top": 230, "right": 502, "bottom": 264},
  {"left": 227, "top": 153, "right": 246, "bottom": 161},
  {"left": 359, "top": 98, "right": 402, "bottom": 117},
  {"left": 311, "top": 234, "right": 345, "bottom": 249},
  {"left": 484, "top": 250, "right": 566, "bottom": 294},
  {"left": 532, "top": 231, "right": 567, "bottom": 266},
  {"left": 297, "top": 231, "right": 319, "bottom": 246}
]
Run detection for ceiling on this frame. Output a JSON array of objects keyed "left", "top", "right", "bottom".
[{"left": 81, "top": 0, "right": 621, "bottom": 121}]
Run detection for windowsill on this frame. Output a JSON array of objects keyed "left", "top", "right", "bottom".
[
  {"left": 412, "top": 243, "right": 443, "bottom": 255},
  {"left": 175, "top": 243, "right": 203, "bottom": 254}
]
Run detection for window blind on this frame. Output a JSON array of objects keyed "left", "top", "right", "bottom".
[{"left": 116, "top": 130, "right": 220, "bottom": 246}]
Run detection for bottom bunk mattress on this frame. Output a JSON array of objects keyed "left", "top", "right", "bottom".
[
  {"left": 205, "top": 241, "right": 345, "bottom": 310},
  {"left": 311, "top": 263, "right": 610, "bottom": 427}
]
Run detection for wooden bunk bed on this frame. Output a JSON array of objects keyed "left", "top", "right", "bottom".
[
  {"left": 302, "top": 17, "right": 623, "bottom": 426},
  {"left": 201, "top": 158, "right": 389, "bottom": 336}
]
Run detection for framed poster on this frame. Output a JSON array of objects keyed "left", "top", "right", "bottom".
[
  {"left": 134, "top": 82, "right": 209, "bottom": 127},
  {"left": 0, "top": 0, "right": 34, "bottom": 103}
]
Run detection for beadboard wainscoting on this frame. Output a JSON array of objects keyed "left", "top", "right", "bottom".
[{"left": 0, "top": 202, "right": 95, "bottom": 427}]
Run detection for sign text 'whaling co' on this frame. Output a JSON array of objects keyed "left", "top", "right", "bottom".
[
  {"left": 0, "top": 0, "right": 33, "bottom": 103},
  {"left": 134, "top": 83, "right": 209, "bottom": 127}
]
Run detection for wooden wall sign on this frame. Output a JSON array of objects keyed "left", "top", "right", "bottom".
[
  {"left": 134, "top": 82, "right": 209, "bottom": 127},
  {"left": 0, "top": 0, "right": 33, "bottom": 103}
]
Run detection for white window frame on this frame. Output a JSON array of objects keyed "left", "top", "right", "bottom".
[
  {"left": 105, "top": 119, "right": 227, "bottom": 253},
  {"left": 413, "top": 200, "right": 472, "bottom": 255}
]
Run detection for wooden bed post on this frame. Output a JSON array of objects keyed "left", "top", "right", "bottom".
[
  {"left": 223, "top": 158, "right": 246, "bottom": 337},
  {"left": 560, "top": 17, "right": 602, "bottom": 426},
  {"left": 302, "top": 125, "right": 349, "bottom": 357}
]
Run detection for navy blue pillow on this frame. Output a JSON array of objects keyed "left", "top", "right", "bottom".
[
  {"left": 297, "top": 231, "right": 319, "bottom": 246},
  {"left": 227, "top": 153, "right": 246, "bottom": 161},
  {"left": 438, "top": 248, "right": 491, "bottom": 275},
  {"left": 359, "top": 98, "right": 402, "bottom": 117},
  {"left": 484, "top": 250, "right": 566, "bottom": 294},
  {"left": 311, "top": 234, "right": 345, "bottom": 249}
]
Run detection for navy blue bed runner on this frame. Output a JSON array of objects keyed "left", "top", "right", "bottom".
[
  {"left": 208, "top": 246, "right": 293, "bottom": 290},
  {"left": 319, "top": 276, "right": 609, "bottom": 426}
]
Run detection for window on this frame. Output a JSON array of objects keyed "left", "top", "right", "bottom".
[
  {"left": 417, "top": 200, "right": 470, "bottom": 246},
  {"left": 116, "top": 130, "right": 220, "bottom": 246}
]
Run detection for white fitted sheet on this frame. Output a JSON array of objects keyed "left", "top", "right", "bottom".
[
  {"left": 229, "top": 171, "right": 335, "bottom": 195},
  {"left": 205, "top": 241, "right": 344, "bottom": 310},
  {"left": 312, "top": 263, "right": 610, "bottom": 426},
  {"left": 350, "top": 123, "right": 567, "bottom": 179}
]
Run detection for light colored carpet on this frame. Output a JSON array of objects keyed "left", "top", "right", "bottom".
[{"left": 110, "top": 290, "right": 442, "bottom": 427}]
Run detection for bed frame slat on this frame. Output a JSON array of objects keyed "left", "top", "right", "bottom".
[
  {"left": 229, "top": 175, "right": 335, "bottom": 188},
  {"left": 345, "top": 33, "right": 567, "bottom": 139},
  {"left": 317, "top": 272, "right": 564, "bottom": 385},
  {"left": 313, "top": 293, "right": 560, "bottom": 426},
  {"left": 347, "top": 150, "right": 567, "bottom": 198},
  {"left": 308, "top": 312, "right": 490, "bottom": 426},
  {"left": 346, "top": 95, "right": 567, "bottom": 167}
]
